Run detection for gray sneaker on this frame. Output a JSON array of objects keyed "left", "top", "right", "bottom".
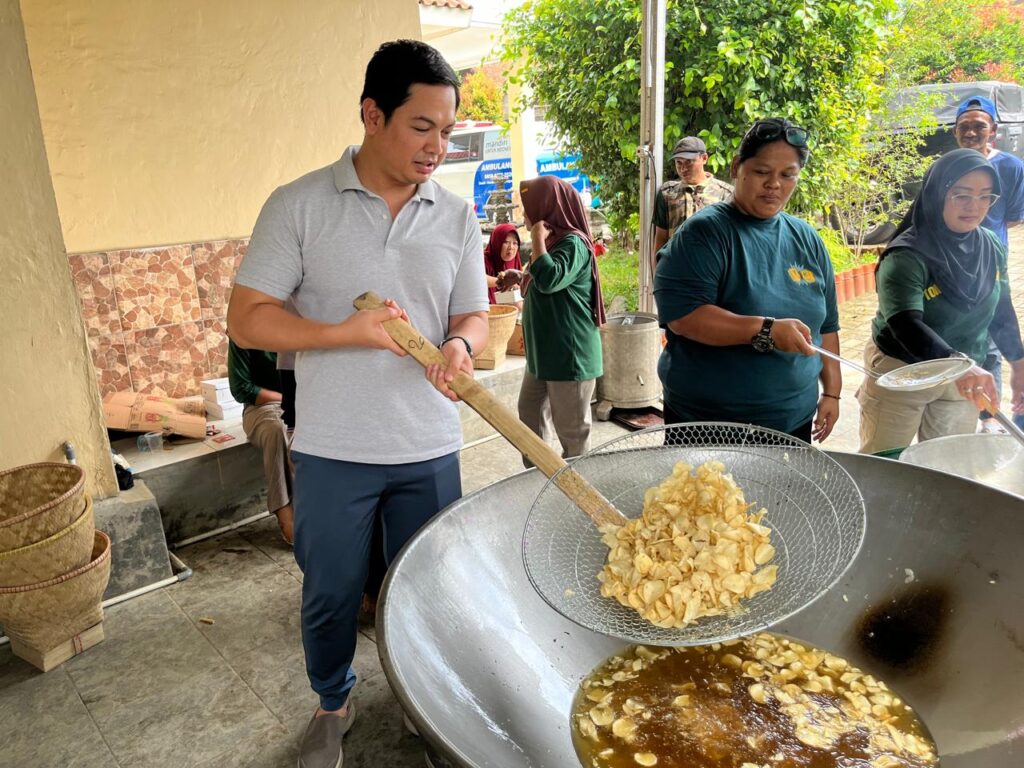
[{"left": 297, "top": 702, "right": 356, "bottom": 768}]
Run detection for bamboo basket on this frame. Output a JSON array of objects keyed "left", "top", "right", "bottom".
[
  {"left": 0, "top": 531, "right": 110, "bottom": 655},
  {"left": 0, "top": 463, "right": 85, "bottom": 551},
  {"left": 0, "top": 495, "right": 94, "bottom": 587},
  {"left": 474, "top": 305, "right": 519, "bottom": 370}
]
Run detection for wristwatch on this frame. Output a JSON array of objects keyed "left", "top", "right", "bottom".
[{"left": 751, "top": 317, "right": 776, "bottom": 353}]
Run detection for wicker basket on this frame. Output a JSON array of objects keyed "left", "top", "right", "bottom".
[
  {"left": 475, "top": 305, "right": 519, "bottom": 370},
  {"left": 0, "top": 495, "right": 95, "bottom": 587},
  {"left": 0, "top": 530, "right": 110, "bottom": 654},
  {"left": 0, "top": 463, "right": 85, "bottom": 552}
]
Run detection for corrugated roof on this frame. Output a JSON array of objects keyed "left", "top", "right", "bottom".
[{"left": 419, "top": 0, "right": 473, "bottom": 10}]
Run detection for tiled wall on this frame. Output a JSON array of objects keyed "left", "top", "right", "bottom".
[{"left": 69, "top": 239, "right": 247, "bottom": 398}]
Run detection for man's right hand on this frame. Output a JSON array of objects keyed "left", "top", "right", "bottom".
[
  {"left": 340, "top": 301, "right": 408, "bottom": 356},
  {"left": 770, "top": 318, "right": 815, "bottom": 355}
]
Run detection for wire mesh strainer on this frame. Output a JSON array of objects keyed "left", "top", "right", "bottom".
[{"left": 522, "top": 423, "right": 866, "bottom": 646}]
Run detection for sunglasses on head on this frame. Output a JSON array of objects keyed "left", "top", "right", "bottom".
[{"left": 745, "top": 119, "right": 809, "bottom": 148}]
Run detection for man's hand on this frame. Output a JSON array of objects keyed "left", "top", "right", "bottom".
[
  {"left": 340, "top": 299, "right": 409, "bottom": 356},
  {"left": 813, "top": 396, "right": 839, "bottom": 443},
  {"left": 1010, "top": 359, "right": 1024, "bottom": 415},
  {"left": 771, "top": 319, "right": 815, "bottom": 355},
  {"left": 427, "top": 338, "right": 474, "bottom": 402}
]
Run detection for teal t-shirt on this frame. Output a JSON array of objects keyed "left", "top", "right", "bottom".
[
  {"left": 654, "top": 203, "right": 840, "bottom": 433},
  {"left": 871, "top": 232, "right": 1008, "bottom": 365},
  {"left": 522, "top": 234, "right": 603, "bottom": 381}
]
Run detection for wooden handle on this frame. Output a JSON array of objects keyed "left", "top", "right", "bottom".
[{"left": 353, "top": 291, "right": 627, "bottom": 527}]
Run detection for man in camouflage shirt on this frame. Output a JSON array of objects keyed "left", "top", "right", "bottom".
[{"left": 652, "top": 136, "right": 733, "bottom": 268}]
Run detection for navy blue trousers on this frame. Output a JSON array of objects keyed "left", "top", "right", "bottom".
[{"left": 292, "top": 451, "right": 461, "bottom": 711}]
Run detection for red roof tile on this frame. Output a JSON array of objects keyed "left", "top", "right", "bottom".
[{"left": 419, "top": 0, "right": 473, "bottom": 10}]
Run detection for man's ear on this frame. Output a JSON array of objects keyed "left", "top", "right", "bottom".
[{"left": 362, "top": 98, "right": 385, "bottom": 135}]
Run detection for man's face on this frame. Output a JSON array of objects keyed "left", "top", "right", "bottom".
[
  {"left": 955, "top": 110, "right": 997, "bottom": 153},
  {"left": 368, "top": 83, "right": 457, "bottom": 186},
  {"left": 674, "top": 153, "right": 708, "bottom": 184}
]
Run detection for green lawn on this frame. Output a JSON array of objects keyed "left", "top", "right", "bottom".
[{"left": 598, "top": 247, "right": 640, "bottom": 313}]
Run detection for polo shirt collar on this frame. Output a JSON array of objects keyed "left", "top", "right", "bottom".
[{"left": 332, "top": 145, "right": 437, "bottom": 203}]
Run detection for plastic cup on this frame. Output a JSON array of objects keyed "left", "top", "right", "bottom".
[{"left": 136, "top": 431, "right": 163, "bottom": 453}]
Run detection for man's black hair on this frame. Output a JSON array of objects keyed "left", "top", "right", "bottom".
[{"left": 360, "top": 40, "right": 461, "bottom": 123}]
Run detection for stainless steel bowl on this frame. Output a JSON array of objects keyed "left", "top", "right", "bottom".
[
  {"left": 379, "top": 453, "right": 1024, "bottom": 767},
  {"left": 900, "top": 433, "right": 1024, "bottom": 498}
]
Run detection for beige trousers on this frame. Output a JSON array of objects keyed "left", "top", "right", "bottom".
[
  {"left": 857, "top": 340, "right": 977, "bottom": 455},
  {"left": 518, "top": 370, "right": 596, "bottom": 466},
  {"left": 242, "top": 403, "right": 293, "bottom": 513}
]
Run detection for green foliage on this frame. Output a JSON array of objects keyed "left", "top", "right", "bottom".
[
  {"left": 817, "top": 227, "right": 860, "bottom": 273},
  {"left": 458, "top": 69, "right": 505, "bottom": 122},
  {"left": 826, "top": 88, "right": 937, "bottom": 252},
  {"left": 888, "top": 0, "right": 1024, "bottom": 85},
  {"left": 502, "top": 0, "right": 896, "bottom": 230},
  {"left": 597, "top": 248, "right": 640, "bottom": 313}
]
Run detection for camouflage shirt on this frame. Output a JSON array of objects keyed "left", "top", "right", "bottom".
[{"left": 654, "top": 176, "right": 734, "bottom": 236}]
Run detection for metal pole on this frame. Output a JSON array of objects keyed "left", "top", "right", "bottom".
[{"left": 636, "top": 0, "right": 666, "bottom": 315}]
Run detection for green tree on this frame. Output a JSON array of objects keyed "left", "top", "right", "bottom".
[
  {"left": 888, "top": 0, "right": 1024, "bottom": 85},
  {"left": 458, "top": 68, "right": 505, "bottom": 122},
  {"left": 502, "top": 0, "right": 895, "bottom": 228}
]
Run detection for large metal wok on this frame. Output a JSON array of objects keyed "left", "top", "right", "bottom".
[
  {"left": 901, "top": 433, "right": 1024, "bottom": 499},
  {"left": 378, "top": 452, "right": 1023, "bottom": 767}
]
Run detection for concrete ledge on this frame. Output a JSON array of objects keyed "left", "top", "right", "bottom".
[
  {"left": 458, "top": 357, "right": 526, "bottom": 442},
  {"left": 92, "top": 480, "right": 173, "bottom": 599}
]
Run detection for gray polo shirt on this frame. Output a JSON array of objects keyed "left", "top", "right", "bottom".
[{"left": 234, "top": 146, "right": 487, "bottom": 464}]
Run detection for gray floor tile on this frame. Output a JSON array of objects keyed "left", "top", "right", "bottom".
[
  {"left": 170, "top": 569, "right": 302, "bottom": 659},
  {"left": 172, "top": 533, "right": 285, "bottom": 599},
  {"left": 238, "top": 514, "right": 297, "bottom": 568},
  {"left": 228, "top": 624, "right": 381, "bottom": 724},
  {"left": 0, "top": 648, "right": 118, "bottom": 768}
]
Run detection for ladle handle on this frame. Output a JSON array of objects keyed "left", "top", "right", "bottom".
[
  {"left": 977, "top": 393, "right": 1024, "bottom": 449},
  {"left": 353, "top": 291, "right": 627, "bottom": 527},
  {"left": 809, "top": 343, "right": 877, "bottom": 379}
]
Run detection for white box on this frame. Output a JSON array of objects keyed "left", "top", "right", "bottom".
[
  {"left": 204, "top": 387, "right": 238, "bottom": 405},
  {"left": 205, "top": 401, "right": 244, "bottom": 421},
  {"left": 201, "top": 377, "right": 231, "bottom": 402},
  {"left": 495, "top": 288, "right": 522, "bottom": 305}
]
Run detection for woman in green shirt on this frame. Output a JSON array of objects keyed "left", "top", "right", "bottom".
[
  {"left": 516, "top": 175, "right": 605, "bottom": 460},
  {"left": 654, "top": 118, "right": 841, "bottom": 443},
  {"left": 859, "top": 149, "right": 1024, "bottom": 455}
]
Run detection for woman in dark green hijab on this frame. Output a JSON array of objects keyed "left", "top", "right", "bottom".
[{"left": 859, "top": 149, "right": 1024, "bottom": 455}]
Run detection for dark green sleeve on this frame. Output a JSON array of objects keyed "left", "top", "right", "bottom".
[
  {"left": 877, "top": 249, "right": 928, "bottom": 321},
  {"left": 528, "top": 235, "right": 590, "bottom": 294},
  {"left": 227, "top": 341, "right": 261, "bottom": 406},
  {"left": 653, "top": 190, "right": 669, "bottom": 229}
]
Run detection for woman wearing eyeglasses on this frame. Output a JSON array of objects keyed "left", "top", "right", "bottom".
[
  {"left": 654, "top": 117, "right": 841, "bottom": 442},
  {"left": 858, "top": 149, "right": 1024, "bottom": 455}
]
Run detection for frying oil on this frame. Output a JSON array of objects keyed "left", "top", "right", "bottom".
[{"left": 571, "top": 633, "right": 937, "bottom": 768}]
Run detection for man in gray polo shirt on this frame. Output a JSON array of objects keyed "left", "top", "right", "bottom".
[{"left": 228, "top": 40, "right": 488, "bottom": 768}]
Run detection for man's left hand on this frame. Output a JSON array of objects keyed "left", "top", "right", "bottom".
[
  {"left": 1011, "top": 360, "right": 1024, "bottom": 415},
  {"left": 426, "top": 338, "right": 474, "bottom": 402}
]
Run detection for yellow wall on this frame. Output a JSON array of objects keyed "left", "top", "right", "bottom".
[
  {"left": 21, "top": 0, "right": 422, "bottom": 253},
  {"left": 0, "top": 0, "right": 117, "bottom": 498}
]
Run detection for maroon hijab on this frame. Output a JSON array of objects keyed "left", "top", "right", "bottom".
[
  {"left": 519, "top": 176, "right": 606, "bottom": 326},
  {"left": 483, "top": 223, "right": 522, "bottom": 304}
]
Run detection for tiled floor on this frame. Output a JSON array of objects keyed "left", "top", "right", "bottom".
[{"left": 2, "top": 232, "right": 1021, "bottom": 767}]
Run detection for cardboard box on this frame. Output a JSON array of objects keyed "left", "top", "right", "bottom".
[
  {"left": 204, "top": 401, "right": 244, "bottom": 421},
  {"left": 103, "top": 392, "right": 207, "bottom": 439},
  {"left": 200, "top": 378, "right": 231, "bottom": 403}
]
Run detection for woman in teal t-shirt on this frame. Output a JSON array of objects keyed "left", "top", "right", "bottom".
[
  {"left": 516, "top": 175, "right": 605, "bottom": 460},
  {"left": 654, "top": 118, "right": 842, "bottom": 443},
  {"left": 858, "top": 149, "right": 1024, "bottom": 455}
]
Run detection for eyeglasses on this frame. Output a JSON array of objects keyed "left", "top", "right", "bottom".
[
  {"left": 949, "top": 192, "right": 1000, "bottom": 208},
  {"left": 745, "top": 119, "right": 809, "bottom": 148}
]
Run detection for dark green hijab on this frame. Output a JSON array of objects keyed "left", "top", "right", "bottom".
[{"left": 882, "top": 149, "right": 1001, "bottom": 312}]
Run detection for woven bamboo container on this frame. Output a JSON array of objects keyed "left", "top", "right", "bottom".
[
  {"left": 0, "top": 495, "right": 94, "bottom": 587},
  {"left": 474, "top": 305, "right": 519, "bottom": 370},
  {"left": 0, "top": 531, "right": 110, "bottom": 655},
  {"left": 0, "top": 463, "right": 85, "bottom": 551}
]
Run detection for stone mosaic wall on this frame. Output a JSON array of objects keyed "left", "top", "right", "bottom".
[{"left": 69, "top": 239, "right": 246, "bottom": 397}]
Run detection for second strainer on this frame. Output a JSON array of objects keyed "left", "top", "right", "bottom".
[{"left": 522, "top": 423, "right": 866, "bottom": 646}]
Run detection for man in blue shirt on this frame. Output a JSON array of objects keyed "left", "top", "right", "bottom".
[{"left": 954, "top": 95, "right": 1024, "bottom": 430}]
